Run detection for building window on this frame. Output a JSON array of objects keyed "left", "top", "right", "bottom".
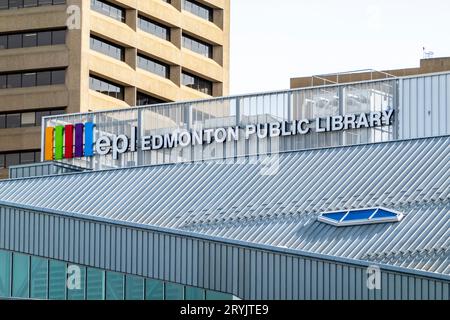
[
  {"left": 0, "top": 69, "right": 66, "bottom": 89},
  {"left": 136, "top": 92, "right": 165, "bottom": 106},
  {"left": 0, "top": 108, "right": 65, "bottom": 129},
  {"left": 89, "top": 75, "right": 124, "bottom": 100},
  {"left": 318, "top": 208, "right": 404, "bottom": 227},
  {"left": 0, "top": 0, "right": 66, "bottom": 10},
  {"left": 91, "top": 0, "right": 125, "bottom": 23},
  {"left": 182, "top": 71, "right": 213, "bottom": 95},
  {"left": 137, "top": 54, "right": 169, "bottom": 78},
  {"left": 182, "top": 34, "right": 212, "bottom": 58},
  {"left": 0, "top": 150, "right": 41, "bottom": 169},
  {"left": 0, "top": 249, "right": 235, "bottom": 300},
  {"left": 183, "top": 0, "right": 213, "bottom": 22},
  {"left": 138, "top": 15, "right": 171, "bottom": 41},
  {"left": 90, "top": 35, "right": 124, "bottom": 61},
  {"left": 0, "top": 29, "right": 65, "bottom": 50}
]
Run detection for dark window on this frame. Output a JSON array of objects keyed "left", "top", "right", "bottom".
[
  {"left": 36, "top": 71, "right": 51, "bottom": 86},
  {"left": 22, "top": 72, "right": 36, "bottom": 87},
  {"left": 24, "top": 0, "right": 38, "bottom": 7},
  {"left": 182, "top": 71, "right": 212, "bottom": 95},
  {"left": 5, "top": 153, "right": 20, "bottom": 167},
  {"left": 91, "top": 0, "right": 125, "bottom": 23},
  {"left": 0, "top": 115, "right": 5, "bottom": 128},
  {"left": 37, "top": 31, "right": 52, "bottom": 46},
  {"left": 6, "top": 114, "right": 20, "bottom": 128},
  {"left": 7, "top": 34, "right": 22, "bottom": 49},
  {"left": 20, "top": 152, "right": 35, "bottom": 164},
  {"left": 0, "top": 75, "right": 6, "bottom": 89},
  {"left": 7, "top": 74, "right": 21, "bottom": 88},
  {"left": 137, "top": 54, "right": 169, "bottom": 78},
  {"left": 89, "top": 75, "right": 124, "bottom": 100},
  {"left": 52, "top": 30, "right": 66, "bottom": 45},
  {"left": 136, "top": 92, "right": 165, "bottom": 106},
  {"left": 138, "top": 16, "right": 170, "bottom": 41},
  {"left": 183, "top": 0, "right": 213, "bottom": 22},
  {"left": 51, "top": 70, "right": 65, "bottom": 84},
  {"left": 90, "top": 35, "right": 124, "bottom": 61},
  {"left": 0, "top": 0, "right": 8, "bottom": 10},
  {"left": 35, "top": 110, "right": 50, "bottom": 126},
  {"left": 22, "top": 33, "right": 37, "bottom": 47},
  {"left": 182, "top": 34, "right": 212, "bottom": 58},
  {"left": 0, "top": 35, "right": 7, "bottom": 49}
]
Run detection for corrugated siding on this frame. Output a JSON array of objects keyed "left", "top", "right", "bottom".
[
  {"left": 0, "top": 205, "right": 448, "bottom": 300},
  {"left": 0, "top": 136, "right": 448, "bottom": 274},
  {"left": 398, "top": 73, "right": 450, "bottom": 139}
]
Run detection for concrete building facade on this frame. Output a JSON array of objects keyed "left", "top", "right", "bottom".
[{"left": 0, "top": 0, "right": 230, "bottom": 179}]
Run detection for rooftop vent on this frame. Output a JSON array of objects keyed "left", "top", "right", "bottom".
[{"left": 318, "top": 208, "right": 404, "bottom": 227}]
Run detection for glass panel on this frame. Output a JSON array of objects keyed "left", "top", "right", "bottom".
[
  {"left": 22, "top": 72, "right": 36, "bottom": 87},
  {"left": 30, "top": 256, "right": 48, "bottom": 299},
  {"left": 145, "top": 279, "right": 164, "bottom": 300},
  {"left": 372, "top": 209, "right": 398, "bottom": 219},
  {"left": 7, "top": 74, "right": 22, "bottom": 88},
  {"left": 0, "top": 250, "right": 11, "bottom": 298},
  {"left": 52, "top": 30, "right": 66, "bottom": 45},
  {"left": 0, "top": 0, "right": 8, "bottom": 10},
  {"left": 49, "top": 260, "right": 66, "bottom": 300},
  {"left": 6, "top": 113, "right": 20, "bottom": 128},
  {"left": 322, "top": 212, "right": 347, "bottom": 222},
  {"left": 125, "top": 275, "right": 144, "bottom": 300},
  {"left": 67, "top": 265, "right": 85, "bottom": 300},
  {"left": 23, "top": 33, "right": 37, "bottom": 47},
  {"left": 343, "top": 209, "right": 376, "bottom": 221},
  {"left": 206, "top": 291, "right": 233, "bottom": 300},
  {"left": 21, "top": 112, "right": 35, "bottom": 126},
  {"left": 35, "top": 110, "right": 51, "bottom": 126},
  {"left": 0, "top": 154, "right": 4, "bottom": 168},
  {"left": 0, "top": 114, "right": 5, "bottom": 128},
  {"left": 37, "top": 31, "right": 52, "bottom": 46},
  {"left": 185, "top": 286, "right": 205, "bottom": 300},
  {"left": 165, "top": 283, "right": 184, "bottom": 300},
  {"left": 21, "top": 152, "right": 35, "bottom": 164},
  {"left": 87, "top": 268, "right": 104, "bottom": 300},
  {"left": 12, "top": 253, "right": 29, "bottom": 298},
  {"left": 24, "top": 0, "right": 39, "bottom": 7},
  {"left": 0, "top": 75, "right": 6, "bottom": 89},
  {"left": 106, "top": 272, "right": 124, "bottom": 300},
  {"left": 0, "top": 35, "right": 7, "bottom": 49},
  {"left": 7, "top": 34, "right": 22, "bottom": 49},
  {"left": 36, "top": 71, "right": 51, "bottom": 86},
  {"left": 5, "top": 153, "right": 20, "bottom": 167},
  {"left": 51, "top": 70, "right": 65, "bottom": 84}
]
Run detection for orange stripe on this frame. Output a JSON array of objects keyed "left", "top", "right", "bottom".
[{"left": 44, "top": 127, "right": 54, "bottom": 161}]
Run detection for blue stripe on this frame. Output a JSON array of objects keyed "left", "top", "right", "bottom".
[{"left": 84, "top": 122, "right": 95, "bottom": 157}]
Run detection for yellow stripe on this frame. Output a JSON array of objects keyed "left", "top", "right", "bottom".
[{"left": 44, "top": 127, "right": 54, "bottom": 161}]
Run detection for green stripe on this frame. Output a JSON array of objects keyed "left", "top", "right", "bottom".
[{"left": 54, "top": 126, "right": 64, "bottom": 160}]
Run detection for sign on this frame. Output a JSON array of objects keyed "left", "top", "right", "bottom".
[{"left": 44, "top": 110, "right": 394, "bottom": 161}]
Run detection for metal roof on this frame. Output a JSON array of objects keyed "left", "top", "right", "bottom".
[{"left": 0, "top": 136, "right": 448, "bottom": 275}]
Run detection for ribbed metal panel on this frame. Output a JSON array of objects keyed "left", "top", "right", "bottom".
[
  {"left": 0, "top": 205, "right": 448, "bottom": 300},
  {"left": 398, "top": 73, "right": 450, "bottom": 139},
  {"left": 0, "top": 136, "right": 448, "bottom": 275}
]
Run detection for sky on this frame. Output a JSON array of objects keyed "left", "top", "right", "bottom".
[{"left": 230, "top": 0, "right": 450, "bottom": 94}]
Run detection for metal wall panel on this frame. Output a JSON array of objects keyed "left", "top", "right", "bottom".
[
  {"left": 398, "top": 73, "right": 450, "bottom": 139},
  {"left": 0, "top": 205, "right": 448, "bottom": 300}
]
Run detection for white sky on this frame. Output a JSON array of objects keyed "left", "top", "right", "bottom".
[{"left": 230, "top": 0, "right": 450, "bottom": 94}]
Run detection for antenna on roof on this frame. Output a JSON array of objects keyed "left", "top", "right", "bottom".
[{"left": 423, "top": 47, "right": 434, "bottom": 59}]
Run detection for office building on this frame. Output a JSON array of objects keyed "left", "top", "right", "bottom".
[{"left": 0, "top": 0, "right": 230, "bottom": 178}]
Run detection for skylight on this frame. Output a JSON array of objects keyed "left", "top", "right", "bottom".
[{"left": 318, "top": 208, "right": 404, "bottom": 227}]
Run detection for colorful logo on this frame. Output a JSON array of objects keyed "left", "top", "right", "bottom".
[{"left": 44, "top": 122, "right": 95, "bottom": 161}]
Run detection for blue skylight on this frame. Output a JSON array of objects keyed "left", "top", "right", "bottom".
[{"left": 318, "top": 208, "right": 404, "bottom": 227}]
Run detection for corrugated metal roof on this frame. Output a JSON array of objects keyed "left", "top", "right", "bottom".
[{"left": 0, "top": 136, "right": 448, "bottom": 274}]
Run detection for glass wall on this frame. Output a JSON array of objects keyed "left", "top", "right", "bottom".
[
  {"left": 0, "top": 249, "right": 234, "bottom": 300},
  {"left": 43, "top": 79, "right": 397, "bottom": 170}
]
